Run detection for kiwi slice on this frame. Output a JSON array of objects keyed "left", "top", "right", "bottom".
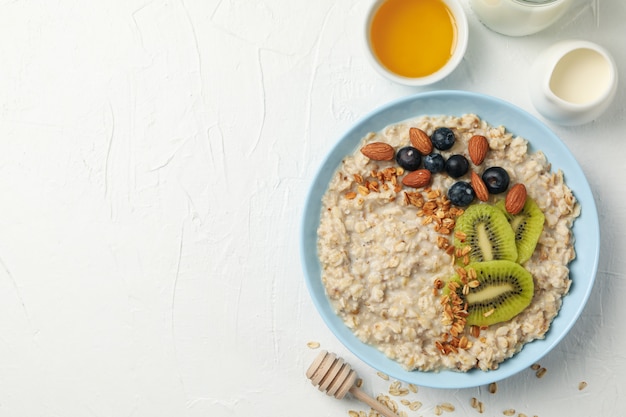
[
  {"left": 448, "top": 260, "right": 534, "bottom": 326},
  {"left": 454, "top": 204, "right": 518, "bottom": 263},
  {"left": 496, "top": 197, "right": 545, "bottom": 264}
]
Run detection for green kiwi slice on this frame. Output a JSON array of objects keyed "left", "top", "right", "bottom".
[
  {"left": 454, "top": 204, "right": 518, "bottom": 263},
  {"left": 448, "top": 260, "right": 534, "bottom": 326},
  {"left": 496, "top": 197, "right": 545, "bottom": 264}
]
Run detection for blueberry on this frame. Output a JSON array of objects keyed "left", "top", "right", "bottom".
[
  {"left": 448, "top": 181, "right": 475, "bottom": 207},
  {"left": 431, "top": 127, "right": 456, "bottom": 150},
  {"left": 445, "top": 154, "right": 469, "bottom": 178},
  {"left": 423, "top": 153, "right": 446, "bottom": 173},
  {"left": 482, "top": 166, "right": 510, "bottom": 194},
  {"left": 395, "top": 146, "right": 422, "bottom": 171}
]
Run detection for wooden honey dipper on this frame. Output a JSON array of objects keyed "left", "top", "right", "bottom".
[{"left": 306, "top": 350, "right": 401, "bottom": 417}]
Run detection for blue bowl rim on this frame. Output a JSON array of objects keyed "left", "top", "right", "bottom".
[{"left": 300, "top": 90, "right": 600, "bottom": 389}]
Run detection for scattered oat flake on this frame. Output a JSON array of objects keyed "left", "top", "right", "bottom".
[
  {"left": 470, "top": 397, "right": 479, "bottom": 409},
  {"left": 391, "top": 387, "right": 409, "bottom": 396},
  {"left": 530, "top": 363, "right": 541, "bottom": 371},
  {"left": 401, "top": 400, "right": 422, "bottom": 411},
  {"left": 376, "top": 394, "right": 398, "bottom": 412},
  {"left": 358, "top": 185, "right": 370, "bottom": 196},
  {"left": 578, "top": 381, "right": 588, "bottom": 390},
  {"left": 503, "top": 409, "right": 516, "bottom": 416},
  {"left": 536, "top": 367, "right": 547, "bottom": 378},
  {"left": 439, "top": 402, "right": 455, "bottom": 412},
  {"left": 470, "top": 325, "right": 481, "bottom": 338},
  {"left": 434, "top": 405, "right": 443, "bottom": 416},
  {"left": 377, "top": 371, "right": 390, "bottom": 381},
  {"left": 356, "top": 378, "right": 363, "bottom": 388},
  {"left": 348, "top": 411, "right": 359, "bottom": 417},
  {"left": 459, "top": 335, "right": 469, "bottom": 349},
  {"left": 468, "top": 267, "right": 477, "bottom": 279},
  {"left": 408, "top": 383, "right": 418, "bottom": 393},
  {"left": 489, "top": 382, "right": 498, "bottom": 394},
  {"left": 306, "top": 341, "right": 320, "bottom": 349},
  {"left": 388, "top": 381, "right": 409, "bottom": 396}
]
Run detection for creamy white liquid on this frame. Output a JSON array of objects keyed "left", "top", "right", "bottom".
[{"left": 549, "top": 48, "right": 611, "bottom": 104}]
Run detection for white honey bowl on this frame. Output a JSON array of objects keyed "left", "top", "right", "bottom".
[
  {"left": 363, "top": 0, "right": 469, "bottom": 86},
  {"left": 529, "top": 40, "right": 618, "bottom": 126}
]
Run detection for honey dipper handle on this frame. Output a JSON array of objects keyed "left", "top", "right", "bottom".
[{"left": 348, "top": 386, "right": 401, "bottom": 417}]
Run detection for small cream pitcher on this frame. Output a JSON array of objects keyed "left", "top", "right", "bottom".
[{"left": 529, "top": 40, "right": 618, "bottom": 126}]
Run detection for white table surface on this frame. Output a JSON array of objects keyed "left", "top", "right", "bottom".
[{"left": 0, "top": 0, "right": 624, "bottom": 416}]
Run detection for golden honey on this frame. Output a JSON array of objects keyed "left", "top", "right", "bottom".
[{"left": 370, "top": 0, "right": 457, "bottom": 78}]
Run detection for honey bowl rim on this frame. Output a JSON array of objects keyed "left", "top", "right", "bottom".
[{"left": 363, "top": 0, "right": 469, "bottom": 86}]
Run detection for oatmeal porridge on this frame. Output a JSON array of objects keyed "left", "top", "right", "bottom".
[{"left": 316, "top": 114, "right": 579, "bottom": 372}]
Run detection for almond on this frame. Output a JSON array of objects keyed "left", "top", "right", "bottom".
[
  {"left": 505, "top": 183, "right": 527, "bottom": 214},
  {"left": 360, "top": 142, "right": 395, "bottom": 161},
  {"left": 409, "top": 127, "right": 433, "bottom": 155},
  {"left": 468, "top": 135, "right": 489, "bottom": 165},
  {"left": 471, "top": 171, "right": 489, "bottom": 202},
  {"left": 402, "top": 169, "right": 431, "bottom": 188}
]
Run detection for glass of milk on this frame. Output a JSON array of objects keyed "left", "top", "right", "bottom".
[{"left": 470, "top": 0, "right": 573, "bottom": 36}]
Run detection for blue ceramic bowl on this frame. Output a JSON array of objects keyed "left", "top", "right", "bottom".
[{"left": 300, "top": 90, "right": 599, "bottom": 389}]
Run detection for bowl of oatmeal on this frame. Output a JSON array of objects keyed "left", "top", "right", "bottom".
[{"left": 300, "top": 91, "right": 599, "bottom": 389}]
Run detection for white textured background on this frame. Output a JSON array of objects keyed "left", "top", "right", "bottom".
[{"left": 0, "top": 0, "right": 624, "bottom": 416}]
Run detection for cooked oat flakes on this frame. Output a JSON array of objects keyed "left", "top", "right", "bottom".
[{"left": 317, "top": 114, "right": 579, "bottom": 372}]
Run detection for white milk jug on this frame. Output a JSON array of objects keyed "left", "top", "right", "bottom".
[{"left": 528, "top": 40, "right": 618, "bottom": 125}]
